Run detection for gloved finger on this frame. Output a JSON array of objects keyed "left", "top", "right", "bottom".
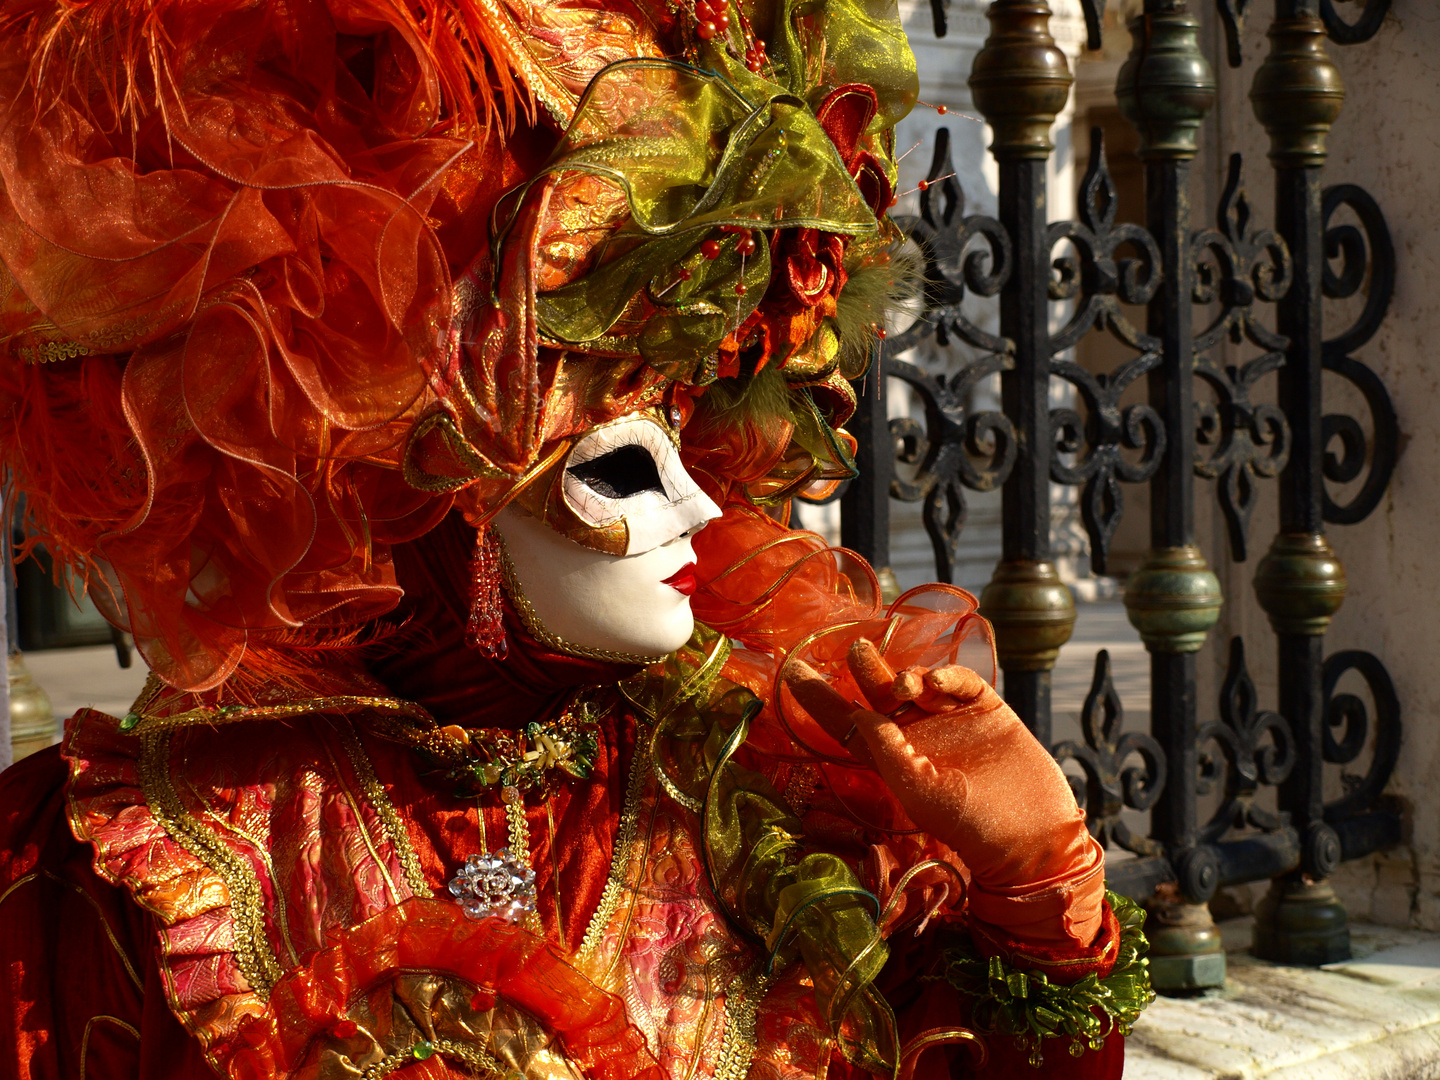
[
  {"left": 846, "top": 638, "right": 904, "bottom": 714},
  {"left": 893, "top": 666, "right": 959, "bottom": 713},
  {"left": 850, "top": 704, "right": 941, "bottom": 795},
  {"left": 782, "top": 657, "right": 876, "bottom": 766},
  {"left": 924, "top": 665, "right": 992, "bottom": 704}
]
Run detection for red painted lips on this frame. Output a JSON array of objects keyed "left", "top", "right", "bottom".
[{"left": 663, "top": 563, "right": 699, "bottom": 596}]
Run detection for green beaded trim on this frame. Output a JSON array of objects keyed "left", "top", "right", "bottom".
[
  {"left": 420, "top": 712, "right": 600, "bottom": 798},
  {"left": 931, "top": 890, "right": 1154, "bottom": 1067}
]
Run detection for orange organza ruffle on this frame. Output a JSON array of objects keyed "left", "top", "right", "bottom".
[
  {"left": 0, "top": 0, "right": 703, "bottom": 691},
  {"left": 0, "top": 0, "right": 547, "bottom": 689},
  {"left": 222, "top": 899, "right": 663, "bottom": 1080},
  {"left": 691, "top": 501, "right": 1104, "bottom": 947}
]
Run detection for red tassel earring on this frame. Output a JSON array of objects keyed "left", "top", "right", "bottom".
[{"left": 466, "top": 525, "right": 509, "bottom": 659}]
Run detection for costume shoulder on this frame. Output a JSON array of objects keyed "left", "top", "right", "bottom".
[{"left": 0, "top": 742, "right": 208, "bottom": 1078}]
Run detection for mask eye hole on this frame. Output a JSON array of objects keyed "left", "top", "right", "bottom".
[{"left": 567, "top": 444, "right": 666, "bottom": 500}]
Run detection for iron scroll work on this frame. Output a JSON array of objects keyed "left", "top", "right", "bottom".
[{"left": 837, "top": 0, "right": 1401, "bottom": 972}]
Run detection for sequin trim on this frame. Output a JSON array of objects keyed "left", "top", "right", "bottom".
[
  {"left": 138, "top": 729, "right": 284, "bottom": 995},
  {"left": 335, "top": 721, "right": 433, "bottom": 898}
]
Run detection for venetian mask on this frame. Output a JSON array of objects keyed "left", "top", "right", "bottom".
[{"left": 495, "top": 413, "right": 722, "bottom": 660}]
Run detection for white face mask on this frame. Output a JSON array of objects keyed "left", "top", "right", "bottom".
[
  {"left": 494, "top": 417, "right": 723, "bottom": 659},
  {"left": 560, "top": 414, "right": 721, "bottom": 556}
]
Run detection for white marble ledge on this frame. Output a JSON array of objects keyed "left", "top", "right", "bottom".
[{"left": 1127, "top": 917, "right": 1440, "bottom": 1080}]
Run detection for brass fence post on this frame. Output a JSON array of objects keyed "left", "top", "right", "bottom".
[
  {"left": 1249, "top": 0, "right": 1353, "bottom": 965},
  {"left": 971, "top": 0, "right": 1077, "bottom": 745}
]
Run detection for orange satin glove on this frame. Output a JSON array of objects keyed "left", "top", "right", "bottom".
[{"left": 785, "top": 640, "right": 1105, "bottom": 946}]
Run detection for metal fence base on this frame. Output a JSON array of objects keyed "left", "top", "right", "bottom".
[
  {"left": 1147, "top": 899, "right": 1227, "bottom": 992},
  {"left": 1150, "top": 952, "right": 1227, "bottom": 992},
  {"left": 1252, "top": 878, "right": 1351, "bottom": 966}
]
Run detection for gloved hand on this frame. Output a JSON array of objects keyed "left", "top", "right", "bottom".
[{"left": 784, "top": 639, "right": 1105, "bottom": 946}]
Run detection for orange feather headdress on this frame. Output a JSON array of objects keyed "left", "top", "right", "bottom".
[{"left": 0, "top": 0, "right": 918, "bottom": 689}]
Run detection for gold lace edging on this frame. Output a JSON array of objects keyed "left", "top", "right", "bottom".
[
  {"left": 714, "top": 968, "right": 772, "bottom": 1080},
  {"left": 575, "top": 722, "right": 653, "bottom": 964},
  {"left": 335, "top": 723, "right": 433, "bottom": 899},
  {"left": 359, "top": 1037, "right": 506, "bottom": 1080},
  {"left": 119, "top": 692, "right": 433, "bottom": 735},
  {"left": 138, "top": 729, "right": 284, "bottom": 996}
]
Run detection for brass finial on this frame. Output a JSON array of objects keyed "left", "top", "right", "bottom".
[
  {"left": 1250, "top": 15, "right": 1345, "bottom": 167},
  {"left": 1116, "top": 5, "right": 1217, "bottom": 161},
  {"left": 1253, "top": 533, "right": 1347, "bottom": 635},
  {"left": 979, "top": 561, "right": 1077, "bottom": 671},
  {"left": 1124, "top": 546, "right": 1224, "bottom": 653},
  {"left": 969, "top": 1, "right": 1074, "bottom": 161}
]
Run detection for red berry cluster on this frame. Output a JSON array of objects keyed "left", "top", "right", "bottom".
[
  {"left": 720, "top": 224, "right": 758, "bottom": 255},
  {"left": 744, "top": 35, "right": 769, "bottom": 73},
  {"left": 694, "top": 0, "right": 730, "bottom": 39},
  {"left": 688, "top": 225, "right": 761, "bottom": 295},
  {"left": 717, "top": 224, "right": 758, "bottom": 257}
]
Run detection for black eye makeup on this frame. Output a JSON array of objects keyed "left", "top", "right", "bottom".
[{"left": 567, "top": 444, "right": 666, "bottom": 500}]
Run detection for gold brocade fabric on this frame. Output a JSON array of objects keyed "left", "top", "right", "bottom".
[
  {"left": 620, "top": 627, "right": 898, "bottom": 1073},
  {"left": 61, "top": 626, "right": 903, "bottom": 1079},
  {"left": 63, "top": 706, "right": 433, "bottom": 1055}
]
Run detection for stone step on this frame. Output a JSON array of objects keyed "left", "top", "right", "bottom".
[{"left": 1128, "top": 917, "right": 1440, "bottom": 1079}]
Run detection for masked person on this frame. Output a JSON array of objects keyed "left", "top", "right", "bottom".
[{"left": 0, "top": 2, "right": 1151, "bottom": 1077}]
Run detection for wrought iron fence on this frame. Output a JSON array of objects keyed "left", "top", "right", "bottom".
[{"left": 838, "top": 0, "right": 1401, "bottom": 989}]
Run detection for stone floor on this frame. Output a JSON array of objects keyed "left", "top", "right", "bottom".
[
  {"left": 1129, "top": 917, "right": 1440, "bottom": 1079},
  {"left": 1048, "top": 608, "right": 1440, "bottom": 1078},
  {"left": 19, "top": 643, "right": 151, "bottom": 731}
]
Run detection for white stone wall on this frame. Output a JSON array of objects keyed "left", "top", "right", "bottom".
[{"left": 1197, "top": 1, "right": 1439, "bottom": 929}]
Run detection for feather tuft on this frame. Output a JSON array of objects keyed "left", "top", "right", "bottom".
[{"left": 0, "top": 0, "right": 531, "bottom": 145}]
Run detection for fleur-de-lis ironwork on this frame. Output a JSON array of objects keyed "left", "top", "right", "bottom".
[
  {"left": 1196, "top": 637, "right": 1295, "bottom": 843},
  {"left": 1321, "top": 649, "right": 1401, "bottom": 822},
  {"left": 1051, "top": 650, "right": 1166, "bottom": 858},
  {"left": 1192, "top": 153, "right": 1293, "bottom": 561},
  {"left": 836, "top": 0, "right": 1404, "bottom": 936},
  {"left": 1217, "top": 0, "right": 1255, "bottom": 68},
  {"left": 886, "top": 129, "right": 1013, "bottom": 360},
  {"left": 1319, "top": 183, "right": 1398, "bottom": 526},
  {"left": 1047, "top": 128, "right": 1165, "bottom": 573},
  {"left": 883, "top": 130, "right": 1017, "bottom": 582},
  {"left": 1319, "top": 0, "right": 1391, "bottom": 45}
]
